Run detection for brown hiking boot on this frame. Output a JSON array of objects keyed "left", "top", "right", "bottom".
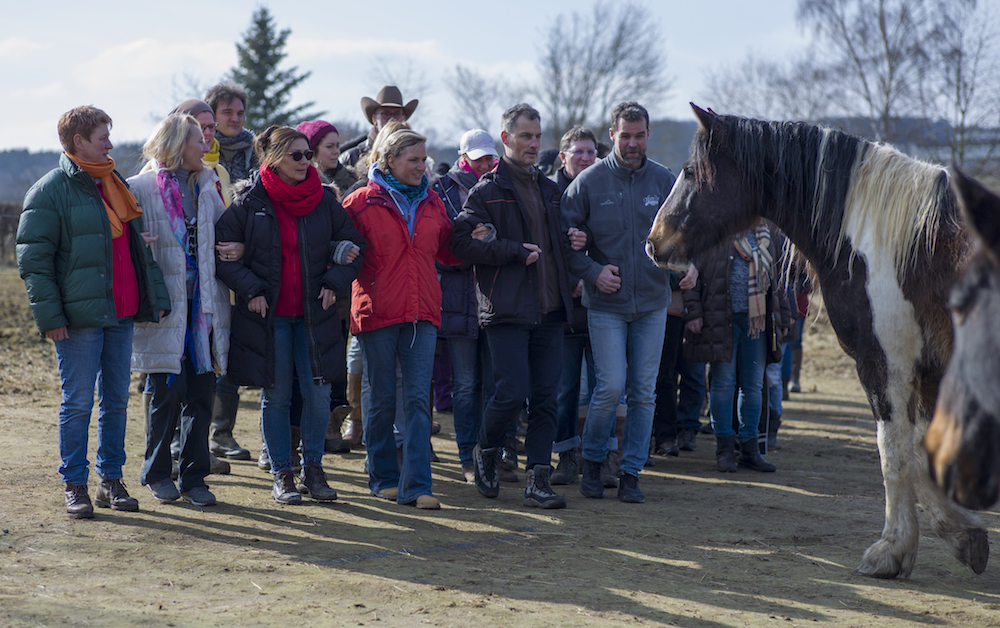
[
  {"left": 296, "top": 464, "right": 338, "bottom": 502},
  {"left": 64, "top": 483, "right": 94, "bottom": 519},
  {"left": 94, "top": 479, "right": 139, "bottom": 512}
]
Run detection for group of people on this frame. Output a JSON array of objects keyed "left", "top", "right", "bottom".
[{"left": 18, "top": 80, "right": 802, "bottom": 520}]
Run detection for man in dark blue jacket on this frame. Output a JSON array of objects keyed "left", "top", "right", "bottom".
[{"left": 452, "top": 104, "right": 575, "bottom": 509}]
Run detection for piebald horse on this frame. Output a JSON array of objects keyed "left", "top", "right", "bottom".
[
  {"left": 646, "top": 104, "right": 987, "bottom": 579},
  {"left": 927, "top": 170, "right": 1000, "bottom": 512}
]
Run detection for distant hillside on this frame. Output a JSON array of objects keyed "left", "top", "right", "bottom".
[{"left": 0, "top": 143, "right": 145, "bottom": 203}]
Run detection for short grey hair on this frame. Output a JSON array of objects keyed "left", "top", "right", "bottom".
[
  {"left": 501, "top": 103, "right": 540, "bottom": 134},
  {"left": 559, "top": 126, "right": 598, "bottom": 152},
  {"left": 610, "top": 101, "right": 649, "bottom": 131}
]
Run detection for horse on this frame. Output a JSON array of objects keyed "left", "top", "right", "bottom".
[
  {"left": 926, "top": 170, "right": 1000, "bottom": 512},
  {"left": 645, "top": 103, "right": 988, "bottom": 580}
]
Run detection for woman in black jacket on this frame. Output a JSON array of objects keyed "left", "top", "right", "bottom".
[{"left": 216, "top": 126, "right": 364, "bottom": 505}]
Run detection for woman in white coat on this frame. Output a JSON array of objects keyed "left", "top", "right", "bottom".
[{"left": 129, "top": 114, "right": 231, "bottom": 506}]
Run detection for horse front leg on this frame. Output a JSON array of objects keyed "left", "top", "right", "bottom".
[
  {"left": 913, "top": 416, "right": 990, "bottom": 574},
  {"left": 855, "top": 417, "right": 920, "bottom": 579}
]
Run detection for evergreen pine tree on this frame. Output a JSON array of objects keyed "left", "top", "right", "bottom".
[{"left": 230, "top": 6, "right": 322, "bottom": 130}]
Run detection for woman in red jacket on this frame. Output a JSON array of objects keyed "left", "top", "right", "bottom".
[{"left": 342, "top": 127, "right": 461, "bottom": 509}]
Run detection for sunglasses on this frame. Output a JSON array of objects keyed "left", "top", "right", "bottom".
[{"left": 287, "top": 150, "right": 315, "bottom": 162}]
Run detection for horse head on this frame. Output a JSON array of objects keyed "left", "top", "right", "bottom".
[
  {"left": 927, "top": 169, "right": 1000, "bottom": 510},
  {"left": 646, "top": 103, "right": 762, "bottom": 270}
]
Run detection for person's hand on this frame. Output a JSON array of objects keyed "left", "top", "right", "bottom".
[
  {"left": 679, "top": 264, "right": 699, "bottom": 290},
  {"left": 216, "top": 242, "right": 244, "bottom": 262},
  {"left": 595, "top": 264, "right": 621, "bottom": 293},
  {"left": 782, "top": 327, "right": 789, "bottom": 340},
  {"left": 523, "top": 243, "right": 540, "bottom": 265},
  {"left": 471, "top": 223, "right": 490, "bottom": 241},
  {"left": 248, "top": 296, "right": 268, "bottom": 318},
  {"left": 319, "top": 288, "right": 337, "bottom": 310},
  {"left": 567, "top": 227, "right": 587, "bottom": 251},
  {"left": 572, "top": 279, "right": 584, "bottom": 299},
  {"left": 140, "top": 230, "right": 159, "bottom": 246},
  {"left": 158, "top": 310, "right": 166, "bottom": 319},
  {"left": 685, "top": 317, "right": 703, "bottom": 334},
  {"left": 344, "top": 245, "right": 360, "bottom": 264},
  {"left": 45, "top": 326, "right": 68, "bottom": 341}
]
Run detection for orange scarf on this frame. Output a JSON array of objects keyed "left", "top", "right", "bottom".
[{"left": 66, "top": 152, "right": 142, "bottom": 239}]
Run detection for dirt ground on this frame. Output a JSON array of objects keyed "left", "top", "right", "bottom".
[{"left": 2, "top": 265, "right": 1000, "bottom": 628}]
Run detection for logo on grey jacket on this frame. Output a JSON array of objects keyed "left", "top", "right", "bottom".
[
  {"left": 600, "top": 199, "right": 614, "bottom": 206},
  {"left": 643, "top": 195, "right": 659, "bottom": 207}
]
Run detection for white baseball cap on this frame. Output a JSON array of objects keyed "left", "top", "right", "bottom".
[{"left": 459, "top": 129, "right": 499, "bottom": 160}]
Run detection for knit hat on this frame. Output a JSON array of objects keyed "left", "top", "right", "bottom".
[
  {"left": 170, "top": 99, "right": 214, "bottom": 119},
  {"left": 296, "top": 120, "right": 339, "bottom": 152}
]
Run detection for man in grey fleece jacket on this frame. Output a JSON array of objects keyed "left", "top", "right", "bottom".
[{"left": 561, "top": 101, "right": 693, "bottom": 503}]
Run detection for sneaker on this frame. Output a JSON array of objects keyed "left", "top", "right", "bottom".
[
  {"left": 180, "top": 486, "right": 216, "bottom": 506},
  {"left": 297, "top": 464, "right": 338, "bottom": 502},
  {"left": 257, "top": 444, "right": 271, "bottom": 471},
  {"left": 94, "top": 479, "right": 139, "bottom": 512},
  {"left": 461, "top": 464, "right": 476, "bottom": 485},
  {"left": 170, "top": 459, "right": 180, "bottom": 480},
  {"left": 414, "top": 494, "right": 441, "bottom": 509},
  {"left": 580, "top": 459, "right": 604, "bottom": 498},
  {"left": 600, "top": 456, "right": 619, "bottom": 489},
  {"left": 64, "top": 483, "right": 94, "bottom": 519},
  {"left": 618, "top": 473, "right": 645, "bottom": 503},
  {"left": 473, "top": 445, "right": 500, "bottom": 498},
  {"left": 677, "top": 429, "right": 697, "bottom": 452},
  {"left": 550, "top": 450, "right": 579, "bottom": 485},
  {"left": 271, "top": 469, "right": 302, "bottom": 505},
  {"left": 655, "top": 443, "right": 680, "bottom": 457},
  {"left": 524, "top": 465, "right": 567, "bottom": 509},
  {"left": 147, "top": 478, "right": 180, "bottom": 503}
]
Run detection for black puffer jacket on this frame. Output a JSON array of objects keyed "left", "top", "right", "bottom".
[
  {"left": 433, "top": 167, "right": 479, "bottom": 339},
  {"left": 682, "top": 232, "right": 792, "bottom": 364},
  {"left": 215, "top": 173, "right": 364, "bottom": 388},
  {"left": 452, "top": 158, "right": 573, "bottom": 327}
]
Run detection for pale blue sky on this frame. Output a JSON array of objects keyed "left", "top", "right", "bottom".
[{"left": 0, "top": 0, "right": 808, "bottom": 151}]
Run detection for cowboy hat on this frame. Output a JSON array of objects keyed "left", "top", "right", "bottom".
[{"left": 361, "top": 85, "right": 418, "bottom": 125}]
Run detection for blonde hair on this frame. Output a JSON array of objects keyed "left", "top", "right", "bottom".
[
  {"left": 255, "top": 125, "right": 308, "bottom": 171},
  {"left": 363, "top": 120, "right": 410, "bottom": 171},
  {"left": 376, "top": 127, "right": 426, "bottom": 173},
  {"left": 142, "top": 113, "right": 200, "bottom": 171}
]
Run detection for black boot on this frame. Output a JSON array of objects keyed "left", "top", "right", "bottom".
[
  {"left": 767, "top": 413, "right": 782, "bottom": 451},
  {"left": 580, "top": 458, "right": 604, "bottom": 498},
  {"left": 210, "top": 390, "right": 251, "bottom": 460},
  {"left": 550, "top": 450, "right": 579, "bottom": 485},
  {"left": 524, "top": 465, "right": 567, "bottom": 509},
  {"left": 738, "top": 438, "right": 776, "bottom": 472},
  {"left": 716, "top": 436, "right": 737, "bottom": 473}
]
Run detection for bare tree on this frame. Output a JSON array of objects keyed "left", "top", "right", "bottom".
[
  {"left": 535, "top": 1, "right": 672, "bottom": 143},
  {"left": 445, "top": 65, "right": 525, "bottom": 134},
  {"left": 701, "top": 52, "right": 837, "bottom": 122},
  {"left": 368, "top": 56, "right": 432, "bottom": 108},
  {"left": 798, "top": 0, "right": 935, "bottom": 142},
  {"left": 917, "top": 0, "right": 1000, "bottom": 175}
]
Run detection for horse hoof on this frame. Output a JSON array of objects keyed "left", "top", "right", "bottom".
[
  {"left": 854, "top": 540, "right": 914, "bottom": 580},
  {"left": 962, "top": 528, "right": 989, "bottom": 575}
]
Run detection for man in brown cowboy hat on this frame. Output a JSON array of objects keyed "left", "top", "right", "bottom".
[{"left": 339, "top": 85, "right": 419, "bottom": 168}]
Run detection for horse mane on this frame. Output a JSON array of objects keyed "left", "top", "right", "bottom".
[{"left": 693, "top": 115, "right": 958, "bottom": 278}]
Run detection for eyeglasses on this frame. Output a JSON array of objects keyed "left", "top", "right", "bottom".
[
  {"left": 287, "top": 150, "right": 315, "bottom": 162},
  {"left": 566, "top": 149, "right": 596, "bottom": 158}
]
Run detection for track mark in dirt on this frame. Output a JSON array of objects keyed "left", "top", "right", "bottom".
[{"left": 313, "top": 528, "right": 535, "bottom": 565}]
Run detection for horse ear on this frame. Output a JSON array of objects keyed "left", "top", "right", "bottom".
[
  {"left": 690, "top": 103, "right": 715, "bottom": 131},
  {"left": 952, "top": 167, "right": 1000, "bottom": 256}
]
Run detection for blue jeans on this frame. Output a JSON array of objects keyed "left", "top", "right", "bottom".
[
  {"left": 358, "top": 321, "right": 437, "bottom": 502},
  {"left": 54, "top": 321, "right": 133, "bottom": 485},
  {"left": 676, "top": 359, "right": 706, "bottom": 431},
  {"left": 261, "top": 316, "right": 331, "bottom": 473},
  {"left": 709, "top": 312, "right": 766, "bottom": 443},
  {"left": 481, "top": 320, "right": 563, "bottom": 468},
  {"left": 448, "top": 335, "right": 492, "bottom": 466},
  {"left": 583, "top": 308, "right": 667, "bottom": 476},
  {"left": 652, "top": 314, "right": 685, "bottom": 447},
  {"left": 765, "top": 344, "right": 785, "bottom": 418},
  {"left": 554, "top": 334, "right": 589, "bottom": 453},
  {"left": 141, "top": 355, "right": 214, "bottom": 492}
]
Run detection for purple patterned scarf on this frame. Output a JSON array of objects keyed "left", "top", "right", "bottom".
[{"left": 157, "top": 166, "right": 213, "bottom": 376}]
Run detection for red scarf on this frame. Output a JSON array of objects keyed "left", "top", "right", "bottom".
[{"left": 261, "top": 166, "right": 324, "bottom": 316}]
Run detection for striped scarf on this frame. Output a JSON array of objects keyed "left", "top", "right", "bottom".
[{"left": 734, "top": 224, "right": 772, "bottom": 338}]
